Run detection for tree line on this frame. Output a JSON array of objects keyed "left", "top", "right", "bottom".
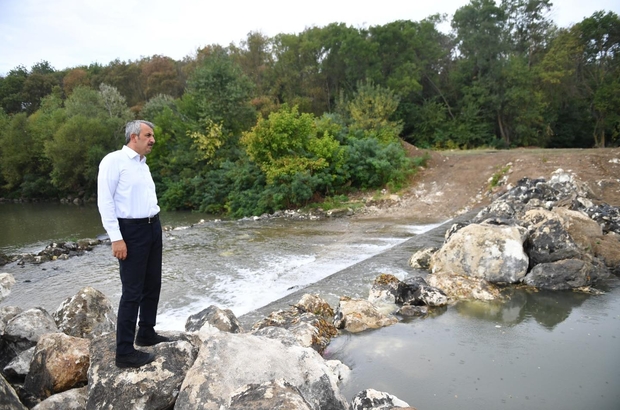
[{"left": 0, "top": 0, "right": 618, "bottom": 216}]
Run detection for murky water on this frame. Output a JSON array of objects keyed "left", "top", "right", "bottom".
[{"left": 1, "top": 203, "right": 619, "bottom": 409}]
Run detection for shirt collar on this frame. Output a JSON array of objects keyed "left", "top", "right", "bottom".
[{"left": 122, "top": 145, "right": 145, "bottom": 163}]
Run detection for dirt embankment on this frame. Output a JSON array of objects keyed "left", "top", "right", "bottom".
[{"left": 363, "top": 146, "right": 620, "bottom": 223}]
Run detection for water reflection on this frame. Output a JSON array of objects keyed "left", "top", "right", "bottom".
[{"left": 454, "top": 288, "right": 593, "bottom": 329}]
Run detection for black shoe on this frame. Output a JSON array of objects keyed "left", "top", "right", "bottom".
[
  {"left": 115, "top": 350, "right": 155, "bottom": 368},
  {"left": 135, "top": 332, "right": 170, "bottom": 347}
]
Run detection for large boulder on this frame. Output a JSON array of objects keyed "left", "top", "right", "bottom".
[
  {"left": 333, "top": 296, "right": 398, "bottom": 333},
  {"left": 1, "top": 308, "right": 59, "bottom": 370},
  {"left": 522, "top": 209, "right": 586, "bottom": 265},
  {"left": 31, "top": 386, "right": 88, "bottom": 410},
  {"left": 593, "top": 232, "right": 620, "bottom": 275},
  {"left": 431, "top": 223, "right": 529, "bottom": 284},
  {"left": 185, "top": 305, "right": 243, "bottom": 333},
  {"left": 86, "top": 332, "right": 198, "bottom": 410},
  {"left": 175, "top": 331, "right": 350, "bottom": 410},
  {"left": 0, "top": 372, "right": 27, "bottom": 410},
  {"left": 0, "top": 272, "right": 15, "bottom": 301},
  {"left": 522, "top": 258, "right": 610, "bottom": 290},
  {"left": 24, "top": 333, "right": 90, "bottom": 400},
  {"left": 53, "top": 287, "right": 116, "bottom": 339}
]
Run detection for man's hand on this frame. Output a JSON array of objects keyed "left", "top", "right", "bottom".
[{"left": 112, "top": 240, "right": 127, "bottom": 260}]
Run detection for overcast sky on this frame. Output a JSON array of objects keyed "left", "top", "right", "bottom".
[{"left": 1, "top": 0, "right": 618, "bottom": 76}]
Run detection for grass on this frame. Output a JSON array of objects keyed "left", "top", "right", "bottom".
[{"left": 489, "top": 164, "right": 512, "bottom": 190}]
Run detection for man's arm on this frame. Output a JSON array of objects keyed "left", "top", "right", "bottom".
[{"left": 97, "top": 155, "right": 127, "bottom": 260}]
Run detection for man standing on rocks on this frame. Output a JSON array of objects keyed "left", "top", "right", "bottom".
[{"left": 97, "top": 120, "right": 169, "bottom": 368}]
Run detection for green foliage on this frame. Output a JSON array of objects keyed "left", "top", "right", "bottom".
[
  {"left": 241, "top": 105, "right": 343, "bottom": 184},
  {"left": 344, "top": 137, "right": 413, "bottom": 190},
  {"left": 345, "top": 80, "right": 403, "bottom": 143},
  {"left": 45, "top": 115, "right": 121, "bottom": 192},
  {"left": 185, "top": 47, "right": 256, "bottom": 135}
]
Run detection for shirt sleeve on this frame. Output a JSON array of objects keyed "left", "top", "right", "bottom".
[{"left": 97, "top": 154, "right": 123, "bottom": 242}]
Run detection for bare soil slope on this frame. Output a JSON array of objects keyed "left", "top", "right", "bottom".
[{"left": 363, "top": 146, "right": 620, "bottom": 223}]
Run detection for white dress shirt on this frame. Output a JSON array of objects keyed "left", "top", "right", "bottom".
[{"left": 97, "top": 145, "right": 160, "bottom": 242}]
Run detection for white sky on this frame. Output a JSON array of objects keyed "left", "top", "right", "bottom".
[{"left": 1, "top": 0, "right": 618, "bottom": 76}]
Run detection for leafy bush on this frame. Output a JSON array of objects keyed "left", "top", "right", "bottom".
[{"left": 344, "top": 137, "right": 413, "bottom": 190}]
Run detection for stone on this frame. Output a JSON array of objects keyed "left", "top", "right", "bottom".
[
  {"left": 408, "top": 248, "right": 438, "bottom": 270},
  {"left": 86, "top": 331, "right": 198, "bottom": 410},
  {"left": 523, "top": 258, "right": 610, "bottom": 290},
  {"left": 228, "top": 379, "right": 313, "bottom": 410},
  {"left": 333, "top": 296, "right": 398, "bottom": 333},
  {"left": 1, "top": 308, "right": 58, "bottom": 370},
  {"left": 593, "top": 233, "right": 620, "bottom": 275},
  {"left": 293, "top": 294, "right": 335, "bottom": 320},
  {"left": 24, "top": 333, "right": 90, "bottom": 400},
  {"left": 431, "top": 223, "right": 529, "bottom": 284},
  {"left": 413, "top": 285, "right": 448, "bottom": 307},
  {"left": 53, "top": 286, "right": 116, "bottom": 339},
  {"left": 0, "top": 305, "right": 22, "bottom": 335},
  {"left": 175, "top": 331, "right": 349, "bottom": 410},
  {"left": 3, "top": 346, "right": 35, "bottom": 383},
  {"left": 31, "top": 386, "right": 88, "bottom": 410},
  {"left": 0, "top": 272, "right": 16, "bottom": 301},
  {"left": 368, "top": 274, "right": 402, "bottom": 313},
  {"left": 185, "top": 305, "right": 243, "bottom": 333},
  {"left": 0, "top": 372, "right": 27, "bottom": 410},
  {"left": 525, "top": 218, "right": 582, "bottom": 264},
  {"left": 427, "top": 272, "right": 502, "bottom": 301},
  {"left": 397, "top": 305, "right": 429, "bottom": 317},
  {"left": 252, "top": 309, "right": 338, "bottom": 354},
  {"left": 351, "top": 388, "right": 411, "bottom": 410}
]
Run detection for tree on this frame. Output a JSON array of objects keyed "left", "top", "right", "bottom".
[
  {"left": 63, "top": 68, "right": 90, "bottom": 95},
  {"left": 0, "top": 66, "right": 28, "bottom": 114},
  {"left": 344, "top": 80, "right": 403, "bottom": 144},
  {"left": 241, "top": 105, "right": 342, "bottom": 186},
  {"left": 99, "top": 83, "right": 133, "bottom": 121},
  {"left": 185, "top": 47, "right": 256, "bottom": 136},
  {"left": 139, "top": 55, "right": 183, "bottom": 100},
  {"left": 578, "top": 11, "right": 620, "bottom": 147}
]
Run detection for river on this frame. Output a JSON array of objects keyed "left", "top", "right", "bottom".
[{"left": 1, "top": 202, "right": 619, "bottom": 410}]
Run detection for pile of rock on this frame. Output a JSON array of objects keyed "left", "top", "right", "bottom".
[
  {"left": 409, "top": 170, "right": 620, "bottom": 300},
  {"left": 1, "top": 282, "right": 425, "bottom": 410},
  {"left": 0, "top": 239, "right": 102, "bottom": 267}
]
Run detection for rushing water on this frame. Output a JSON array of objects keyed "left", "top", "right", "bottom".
[{"left": 1, "top": 203, "right": 619, "bottom": 410}]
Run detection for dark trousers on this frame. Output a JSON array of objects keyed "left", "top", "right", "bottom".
[{"left": 117, "top": 219, "right": 163, "bottom": 355}]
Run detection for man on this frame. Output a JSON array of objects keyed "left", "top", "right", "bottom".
[{"left": 97, "top": 120, "right": 169, "bottom": 368}]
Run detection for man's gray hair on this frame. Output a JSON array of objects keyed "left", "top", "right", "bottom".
[{"left": 125, "top": 120, "right": 155, "bottom": 144}]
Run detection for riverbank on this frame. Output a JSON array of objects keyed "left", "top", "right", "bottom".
[{"left": 354, "top": 147, "right": 620, "bottom": 222}]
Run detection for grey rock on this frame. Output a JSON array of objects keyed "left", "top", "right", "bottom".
[
  {"left": 53, "top": 286, "right": 116, "bottom": 339},
  {"left": 176, "top": 331, "right": 349, "bottom": 410},
  {"left": 0, "top": 372, "right": 27, "bottom": 410},
  {"left": 31, "top": 386, "right": 88, "bottom": 410},
  {"left": 86, "top": 332, "right": 198, "bottom": 410},
  {"left": 185, "top": 305, "right": 243, "bottom": 333}
]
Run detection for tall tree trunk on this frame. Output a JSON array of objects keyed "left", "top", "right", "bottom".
[{"left": 497, "top": 111, "right": 509, "bottom": 145}]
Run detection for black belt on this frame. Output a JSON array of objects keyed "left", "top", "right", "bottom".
[{"left": 118, "top": 213, "right": 159, "bottom": 224}]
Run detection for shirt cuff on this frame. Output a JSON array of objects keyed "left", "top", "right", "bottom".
[{"left": 108, "top": 229, "right": 123, "bottom": 242}]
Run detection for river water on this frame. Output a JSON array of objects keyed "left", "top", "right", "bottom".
[{"left": 1, "top": 202, "right": 619, "bottom": 409}]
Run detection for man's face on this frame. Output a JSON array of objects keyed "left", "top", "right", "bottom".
[{"left": 133, "top": 123, "right": 155, "bottom": 157}]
